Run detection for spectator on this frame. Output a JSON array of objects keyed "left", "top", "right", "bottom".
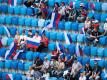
[
  {"left": 37, "top": 33, "right": 49, "bottom": 52},
  {"left": 0, "top": 37, "right": 2, "bottom": 48},
  {"left": 86, "top": 27, "right": 102, "bottom": 45},
  {"left": 33, "top": 31, "right": 41, "bottom": 42},
  {"left": 41, "top": 57, "right": 50, "bottom": 73},
  {"left": 84, "top": 63, "right": 92, "bottom": 80},
  {"left": 102, "top": 67, "right": 107, "bottom": 79},
  {"left": 28, "top": 29, "right": 33, "bottom": 38},
  {"left": 65, "top": 4, "right": 77, "bottom": 21},
  {"left": 53, "top": 2, "right": 60, "bottom": 13},
  {"left": 79, "top": 72, "right": 86, "bottom": 80},
  {"left": 71, "top": 59, "right": 83, "bottom": 80},
  {"left": 84, "top": 17, "right": 91, "bottom": 30},
  {"left": 92, "top": 20, "right": 99, "bottom": 29},
  {"left": 77, "top": 3, "right": 87, "bottom": 22},
  {"left": 103, "top": 19, "right": 107, "bottom": 36},
  {"left": 89, "top": 62, "right": 102, "bottom": 80},
  {"left": 59, "top": 2, "right": 66, "bottom": 20}
]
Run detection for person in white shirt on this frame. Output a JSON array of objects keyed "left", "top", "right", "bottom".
[
  {"left": 71, "top": 60, "right": 83, "bottom": 79},
  {"left": 33, "top": 31, "right": 41, "bottom": 42},
  {"left": 103, "top": 19, "right": 107, "bottom": 36},
  {"left": 79, "top": 72, "right": 86, "bottom": 80}
]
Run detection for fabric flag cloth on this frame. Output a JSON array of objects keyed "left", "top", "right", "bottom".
[
  {"left": 5, "top": 42, "right": 17, "bottom": 60},
  {"left": 81, "top": 27, "right": 85, "bottom": 35},
  {"left": 90, "top": 2, "right": 95, "bottom": 10},
  {"left": 13, "top": 50, "right": 24, "bottom": 60},
  {"left": 6, "top": 74, "right": 13, "bottom": 80},
  {"left": 76, "top": 43, "right": 83, "bottom": 57},
  {"left": 14, "top": 0, "right": 17, "bottom": 6},
  {"left": 26, "top": 37, "right": 40, "bottom": 49},
  {"left": 64, "top": 31, "right": 72, "bottom": 45},
  {"left": 3, "top": 26, "right": 11, "bottom": 37},
  {"left": 0, "top": 39, "right": 2, "bottom": 48}
]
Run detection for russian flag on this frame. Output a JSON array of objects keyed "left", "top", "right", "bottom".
[
  {"left": 26, "top": 37, "right": 40, "bottom": 49},
  {"left": 6, "top": 74, "right": 13, "bottom": 80},
  {"left": 56, "top": 41, "right": 65, "bottom": 53},
  {"left": 76, "top": 43, "right": 83, "bottom": 57},
  {"left": 5, "top": 42, "right": 17, "bottom": 60},
  {"left": 8, "top": 0, "right": 17, "bottom": 6},
  {"left": 64, "top": 31, "right": 72, "bottom": 45},
  {"left": 13, "top": 50, "right": 24, "bottom": 60},
  {"left": 3, "top": 26, "right": 11, "bottom": 37}
]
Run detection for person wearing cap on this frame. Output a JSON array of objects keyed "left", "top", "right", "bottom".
[
  {"left": 59, "top": 2, "right": 66, "bottom": 20},
  {"left": 89, "top": 62, "right": 101, "bottom": 80},
  {"left": 65, "top": 3, "right": 77, "bottom": 21},
  {"left": 84, "top": 62, "right": 92, "bottom": 80},
  {"left": 103, "top": 19, "right": 107, "bottom": 36},
  {"left": 71, "top": 59, "right": 83, "bottom": 80},
  {"left": 92, "top": 20, "right": 99, "bottom": 29},
  {"left": 77, "top": 3, "right": 87, "bottom": 22}
]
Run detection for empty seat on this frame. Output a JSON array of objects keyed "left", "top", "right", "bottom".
[
  {"left": 91, "top": 46, "right": 97, "bottom": 57},
  {"left": 12, "top": 17, "right": 18, "bottom": 25},
  {"left": 24, "top": 62, "right": 33, "bottom": 71},
  {"left": 104, "top": 48, "right": 107, "bottom": 57},
  {"left": 102, "top": 3, "right": 107, "bottom": 11},
  {"left": 48, "top": 42, "right": 56, "bottom": 51},
  {"left": 68, "top": 44, "right": 75, "bottom": 55},
  {"left": 20, "top": 7, "right": 27, "bottom": 15},
  {"left": 18, "top": 61, "right": 24, "bottom": 71},
  {"left": 48, "top": 0, "right": 55, "bottom": 7},
  {"left": 5, "top": 60, "right": 12, "bottom": 70},
  {"left": 94, "top": 2, "right": 102, "bottom": 11},
  {"left": 17, "top": 0, "right": 23, "bottom": 5},
  {"left": 82, "top": 57, "right": 90, "bottom": 66},
  {"left": 27, "top": 8, "right": 33, "bottom": 16},
  {"left": 99, "top": 36, "right": 107, "bottom": 45},
  {"left": 18, "top": 17, "right": 25, "bottom": 26},
  {"left": 71, "top": 33, "right": 77, "bottom": 42},
  {"left": 8, "top": 6, "right": 14, "bottom": 14},
  {"left": 25, "top": 18, "right": 32, "bottom": 27},
  {"left": 11, "top": 60, "right": 18, "bottom": 70},
  {"left": 94, "top": 13, "right": 101, "bottom": 21},
  {"left": 97, "top": 48, "right": 104, "bottom": 57},
  {"left": 101, "top": 14, "right": 107, "bottom": 22},
  {"left": 58, "top": 21, "right": 65, "bottom": 30},
  {"left": 5, "top": 16, "right": 12, "bottom": 25},
  {"left": 65, "top": 21, "right": 72, "bottom": 30},
  {"left": 14, "top": 6, "right": 20, "bottom": 15},
  {"left": 39, "top": 53, "right": 47, "bottom": 60},
  {"left": 56, "top": 32, "right": 64, "bottom": 41},
  {"left": 0, "top": 47, "right": 6, "bottom": 57},
  {"left": 98, "top": 60, "right": 104, "bottom": 68},
  {"left": 26, "top": 51, "right": 33, "bottom": 61},
  {"left": 0, "top": 15, "right": 5, "bottom": 24},
  {"left": 50, "top": 32, "right": 57, "bottom": 40},
  {"left": 77, "top": 34, "right": 84, "bottom": 43},
  {"left": 71, "top": 22, "right": 78, "bottom": 31},
  {"left": 31, "top": 19, "right": 38, "bottom": 27},
  {"left": 83, "top": 46, "right": 90, "bottom": 56},
  {"left": 38, "top": 19, "right": 45, "bottom": 28},
  {"left": 7, "top": 37, "right": 14, "bottom": 46},
  {"left": 33, "top": 52, "right": 40, "bottom": 60},
  {"left": 1, "top": 5, "right": 8, "bottom": 13}
]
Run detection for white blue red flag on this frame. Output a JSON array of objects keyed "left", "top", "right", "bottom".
[
  {"left": 5, "top": 42, "right": 17, "bottom": 60},
  {"left": 26, "top": 37, "right": 40, "bottom": 49},
  {"left": 64, "top": 31, "right": 72, "bottom": 45},
  {"left": 3, "top": 26, "right": 11, "bottom": 37},
  {"left": 76, "top": 43, "right": 83, "bottom": 57},
  {"left": 6, "top": 74, "right": 13, "bottom": 80}
]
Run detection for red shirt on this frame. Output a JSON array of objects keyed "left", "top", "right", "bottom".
[
  {"left": 41, "top": 36, "right": 49, "bottom": 47},
  {"left": 0, "top": 40, "right": 2, "bottom": 48}
]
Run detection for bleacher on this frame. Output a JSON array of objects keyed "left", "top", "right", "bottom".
[{"left": 0, "top": 0, "right": 107, "bottom": 80}]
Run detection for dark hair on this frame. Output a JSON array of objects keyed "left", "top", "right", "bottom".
[{"left": 54, "top": 2, "right": 59, "bottom": 7}]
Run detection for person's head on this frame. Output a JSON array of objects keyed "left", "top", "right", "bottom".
[
  {"left": 29, "top": 66, "right": 33, "bottom": 71},
  {"left": 86, "top": 62, "right": 90, "bottom": 67},
  {"left": 22, "top": 30, "right": 25, "bottom": 35},
  {"left": 86, "top": 17, "right": 90, "bottom": 21},
  {"left": 42, "top": 33, "right": 46, "bottom": 37},
  {"left": 74, "top": 59, "right": 78, "bottom": 63},
  {"left": 94, "top": 61, "right": 98, "bottom": 68},
  {"left": 54, "top": 2, "right": 59, "bottom": 7},
  {"left": 44, "top": 57, "right": 48, "bottom": 61},
  {"left": 16, "top": 31, "right": 19, "bottom": 35},
  {"left": 80, "top": 3, "right": 84, "bottom": 9},
  {"left": 28, "top": 29, "right": 32, "bottom": 35},
  {"left": 61, "top": 2, "right": 65, "bottom": 6},
  {"left": 35, "top": 31, "right": 39, "bottom": 36}
]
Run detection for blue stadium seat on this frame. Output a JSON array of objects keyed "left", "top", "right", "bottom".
[
  {"left": 39, "top": 53, "right": 47, "bottom": 60},
  {"left": 87, "top": 12, "right": 94, "bottom": 18},
  {"left": 94, "top": 2, "right": 102, "bottom": 11},
  {"left": 0, "top": 15, "right": 5, "bottom": 24},
  {"left": 48, "top": 0, "right": 55, "bottom": 7},
  {"left": 1, "top": 36, "right": 8, "bottom": 46},
  {"left": 98, "top": 60, "right": 104, "bottom": 68},
  {"left": 5, "top": 16, "right": 12, "bottom": 25},
  {"left": 94, "top": 13, "right": 101, "bottom": 21},
  {"left": 17, "top": 0, "right": 23, "bottom": 5},
  {"left": 0, "top": 72, "right": 2, "bottom": 80},
  {"left": 27, "top": 8, "right": 33, "bottom": 16},
  {"left": 20, "top": 7, "right": 27, "bottom": 15},
  {"left": 75, "top": 1, "right": 81, "bottom": 9},
  {"left": 65, "top": 21, "right": 72, "bottom": 31},
  {"left": 77, "top": 34, "right": 84, "bottom": 43},
  {"left": 19, "top": 52, "right": 26, "bottom": 60},
  {"left": 91, "top": 46, "right": 97, "bottom": 57},
  {"left": 12, "top": 17, "right": 18, "bottom": 25},
  {"left": 83, "top": 46, "right": 90, "bottom": 56},
  {"left": 82, "top": 57, "right": 90, "bottom": 66},
  {"left": 2, "top": 72, "right": 7, "bottom": 80},
  {"left": 11, "top": 60, "right": 18, "bottom": 70},
  {"left": 44, "top": 20, "right": 50, "bottom": 27},
  {"left": 5, "top": 60, "right": 12, "bottom": 70},
  {"left": 9, "top": 27, "right": 17, "bottom": 36},
  {"left": 7, "top": 37, "right": 14, "bottom": 46},
  {"left": 0, "top": 61, "right": 4, "bottom": 70},
  {"left": 71, "top": 33, "right": 77, "bottom": 42},
  {"left": 77, "top": 56, "right": 83, "bottom": 63},
  {"left": 24, "top": 62, "right": 33, "bottom": 71},
  {"left": 31, "top": 19, "right": 38, "bottom": 27},
  {"left": 1, "top": 5, "right": 8, "bottom": 13},
  {"left": 8, "top": 6, "right": 14, "bottom": 14},
  {"left": 104, "top": 48, "right": 107, "bottom": 57},
  {"left": 34, "top": 8, "right": 39, "bottom": 14},
  {"left": 102, "top": 3, "right": 107, "bottom": 11},
  {"left": 68, "top": 44, "right": 75, "bottom": 55},
  {"left": 17, "top": 27, "right": 23, "bottom": 35},
  {"left": 97, "top": 48, "right": 104, "bottom": 57},
  {"left": 71, "top": 22, "right": 78, "bottom": 31},
  {"left": 0, "top": 26, "right": 4, "bottom": 35},
  {"left": 14, "top": 6, "right": 20, "bottom": 15},
  {"left": 38, "top": 19, "right": 45, "bottom": 28},
  {"left": 49, "top": 77, "right": 57, "bottom": 80},
  {"left": 90, "top": 59, "right": 95, "bottom": 68},
  {"left": 26, "top": 51, "right": 33, "bottom": 61},
  {"left": 18, "top": 61, "right": 24, "bottom": 71},
  {"left": 99, "top": 36, "right": 107, "bottom": 45},
  {"left": 50, "top": 32, "right": 57, "bottom": 40},
  {"left": 18, "top": 17, "right": 25, "bottom": 26},
  {"left": 14, "top": 73, "right": 22, "bottom": 80},
  {"left": 55, "top": 0, "right": 61, "bottom": 5},
  {"left": 56, "top": 32, "right": 64, "bottom": 41},
  {"left": 33, "top": 52, "right": 40, "bottom": 60},
  {"left": 0, "top": 47, "right": 6, "bottom": 57},
  {"left": 48, "top": 42, "right": 56, "bottom": 51},
  {"left": 25, "top": 18, "right": 32, "bottom": 27},
  {"left": 46, "top": 54, "right": 51, "bottom": 60},
  {"left": 104, "top": 60, "right": 107, "bottom": 69},
  {"left": 101, "top": 14, "right": 107, "bottom": 22},
  {"left": 58, "top": 21, "right": 65, "bottom": 30},
  {"left": 78, "top": 23, "right": 84, "bottom": 31}
]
